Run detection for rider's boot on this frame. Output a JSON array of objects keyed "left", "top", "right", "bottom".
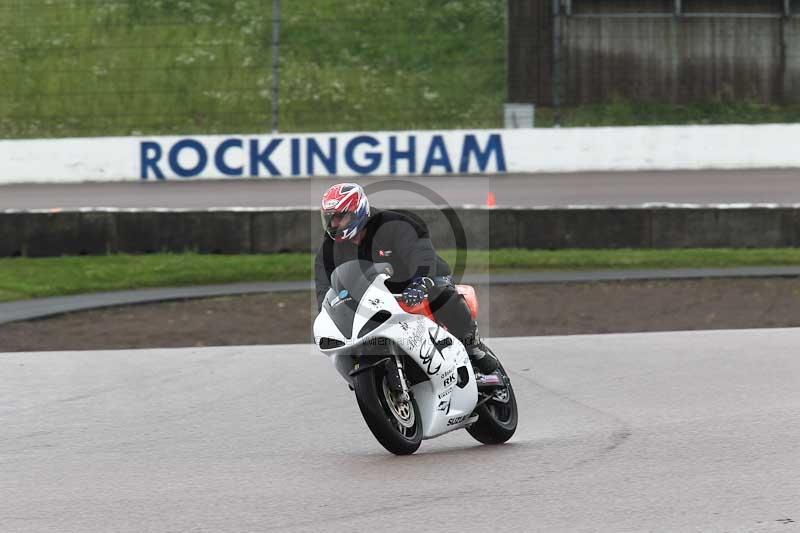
[{"left": 462, "top": 322, "right": 498, "bottom": 374}]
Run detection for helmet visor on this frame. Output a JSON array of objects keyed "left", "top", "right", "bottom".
[{"left": 321, "top": 211, "right": 355, "bottom": 239}]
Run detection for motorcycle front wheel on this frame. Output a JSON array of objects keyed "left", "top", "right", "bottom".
[{"left": 353, "top": 363, "right": 422, "bottom": 455}]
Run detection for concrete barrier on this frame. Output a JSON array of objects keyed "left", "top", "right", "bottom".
[
  {"left": 112, "top": 211, "right": 252, "bottom": 254},
  {"left": 650, "top": 208, "right": 788, "bottom": 249},
  {"left": 251, "top": 210, "right": 318, "bottom": 253},
  {"left": 6, "top": 212, "right": 112, "bottom": 257},
  {"left": 0, "top": 213, "right": 25, "bottom": 257},
  {"left": 2, "top": 206, "right": 800, "bottom": 258},
  {"left": 3, "top": 125, "right": 800, "bottom": 185}
]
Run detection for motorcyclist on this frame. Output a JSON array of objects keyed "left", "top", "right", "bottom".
[{"left": 314, "top": 182, "right": 498, "bottom": 374}]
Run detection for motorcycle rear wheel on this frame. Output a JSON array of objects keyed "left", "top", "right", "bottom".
[
  {"left": 353, "top": 364, "right": 422, "bottom": 455},
  {"left": 467, "top": 361, "right": 518, "bottom": 445}
]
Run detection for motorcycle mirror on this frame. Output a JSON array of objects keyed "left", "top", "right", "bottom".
[{"left": 374, "top": 262, "right": 394, "bottom": 277}]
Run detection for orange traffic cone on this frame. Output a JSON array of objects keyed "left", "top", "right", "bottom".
[{"left": 486, "top": 191, "right": 497, "bottom": 208}]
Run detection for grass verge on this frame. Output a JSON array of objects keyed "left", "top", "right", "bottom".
[
  {"left": 3, "top": 248, "right": 800, "bottom": 303},
  {"left": 534, "top": 101, "right": 800, "bottom": 128},
  {"left": 0, "top": 0, "right": 504, "bottom": 138}
]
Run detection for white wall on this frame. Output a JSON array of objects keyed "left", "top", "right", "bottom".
[{"left": 1, "top": 124, "right": 799, "bottom": 184}]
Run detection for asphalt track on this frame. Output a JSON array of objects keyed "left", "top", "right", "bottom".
[
  {"left": 2, "top": 329, "right": 799, "bottom": 532},
  {"left": 2, "top": 169, "right": 800, "bottom": 209}
]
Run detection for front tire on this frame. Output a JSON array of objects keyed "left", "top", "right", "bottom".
[
  {"left": 467, "top": 361, "right": 518, "bottom": 445},
  {"left": 353, "top": 364, "right": 422, "bottom": 455}
]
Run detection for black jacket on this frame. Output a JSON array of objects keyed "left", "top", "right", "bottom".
[{"left": 314, "top": 209, "right": 450, "bottom": 308}]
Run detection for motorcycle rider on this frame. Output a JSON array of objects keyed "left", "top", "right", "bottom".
[{"left": 315, "top": 182, "right": 498, "bottom": 374}]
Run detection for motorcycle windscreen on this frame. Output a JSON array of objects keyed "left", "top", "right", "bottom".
[
  {"left": 322, "top": 289, "right": 357, "bottom": 339},
  {"left": 324, "top": 260, "right": 383, "bottom": 339},
  {"left": 329, "top": 260, "right": 380, "bottom": 303}
]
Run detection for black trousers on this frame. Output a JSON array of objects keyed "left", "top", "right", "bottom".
[{"left": 427, "top": 277, "right": 475, "bottom": 341}]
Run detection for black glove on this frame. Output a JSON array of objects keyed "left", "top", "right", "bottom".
[{"left": 402, "top": 277, "right": 433, "bottom": 306}]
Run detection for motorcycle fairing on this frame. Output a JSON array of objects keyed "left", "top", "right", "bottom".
[
  {"left": 314, "top": 273, "right": 479, "bottom": 439},
  {"left": 406, "top": 320, "right": 478, "bottom": 438}
]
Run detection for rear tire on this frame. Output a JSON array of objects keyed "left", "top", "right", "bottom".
[
  {"left": 353, "top": 364, "right": 422, "bottom": 455},
  {"left": 467, "top": 361, "right": 518, "bottom": 445}
]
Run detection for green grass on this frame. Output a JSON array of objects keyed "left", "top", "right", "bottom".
[
  {"left": 0, "top": 0, "right": 505, "bottom": 138},
  {"left": 0, "top": 253, "right": 313, "bottom": 302},
  {"left": 2, "top": 248, "right": 800, "bottom": 303},
  {"left": 534, "top": 101, "right": 800, "bottom": 128},
  {"left": 6, "top": 1, "right": 796, "bottom": 139},
  {"left": 472, "top": 248, "right": 800, "bottom": 270}
]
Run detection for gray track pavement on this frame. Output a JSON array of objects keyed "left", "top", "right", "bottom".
[
  {"left": 4, "top": 267, "right": 800, "bottom": 325},
  {"left": 2, "top": 329, "right": 799, "bottom": 531},
  {"left": 2, "top": 169, "right": 800, "bottom": 209}
]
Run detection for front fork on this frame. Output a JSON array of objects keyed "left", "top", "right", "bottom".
[
  {"left": 393, "top": 354, "right": 411, "bottom": 402},
  {"left": 348, "top": 346, "right": 410, "bottom": 402},
  {"left": 377, "top": 341, "right": 411, "bottom": 403}
]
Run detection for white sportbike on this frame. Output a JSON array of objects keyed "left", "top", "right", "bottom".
[{"left": 313, "top": 260, "right": 518, "bottom": 455}]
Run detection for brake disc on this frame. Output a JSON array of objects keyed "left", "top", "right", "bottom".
[{"left": 382, "top": 378, "right": 415, "bottom": 428}]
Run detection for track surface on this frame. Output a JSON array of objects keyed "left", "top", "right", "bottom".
[
  {"left": 3, "top": 169, "right": 800, "bottom": 209},
  {"left": 2, "top": 329, "right": 799, "bottom": 531}
]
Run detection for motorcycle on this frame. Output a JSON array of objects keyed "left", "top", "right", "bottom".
[{"left": 313, "top": 260, "right": 518, "bottom": 455}]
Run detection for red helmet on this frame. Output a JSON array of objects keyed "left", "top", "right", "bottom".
[{"left": 320, "top": 183, "right": 370, "bottom": 242}]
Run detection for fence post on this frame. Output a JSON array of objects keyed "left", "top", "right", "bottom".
[
  {"left": 271, "top": 0, "right": 281, "bottom": 133},
  {"left": 552, "top": 0, "right": 562, "bottom": 127}
]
